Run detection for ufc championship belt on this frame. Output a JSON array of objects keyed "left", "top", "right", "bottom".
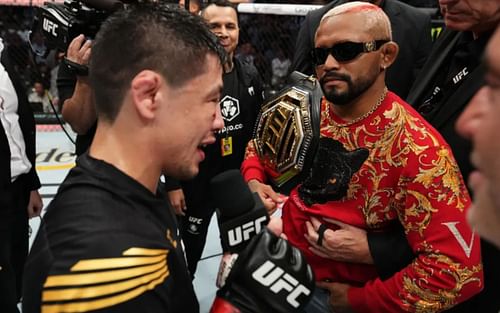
[{"left": 253, "top": 71, "right": 322, "bottom": 194}]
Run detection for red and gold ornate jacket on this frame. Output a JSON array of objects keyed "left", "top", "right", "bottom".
[{"left": 241, "top": 91, "right": 483, "bottom": 313}]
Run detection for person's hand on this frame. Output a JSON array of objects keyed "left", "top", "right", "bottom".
[
  {"left": 27, "top": 190, "right": 43, "bottom": 218},
  {"left": 247, "top": 179, "right": 283, "bottom": 214},
  {"left": 266, "top": 217, "right": 287, "bottom": 239},
  {"left": 304, "top": 216, "right": 373, "bottom": 264},
  {"left": 66, "top": 34, "right": 92, "bottom": 66},
  {"left": 317, "top": 281, "right": 353, "bottom": 313},
  {"left": 167, "top": 189, "right": 186, "bottom": 216}
]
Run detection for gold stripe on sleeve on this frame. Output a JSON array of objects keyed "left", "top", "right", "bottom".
[
  {"left": 70, "top": 254, "right": 166, "bottom": 271},
  {"left": 41, "top": 271, "right": 169, "bottom": 313},
  {"left": 44, "top": 259, "right": 166, "bottom": 287},
  {"left": 42, "top": 266, "right": 168, "bottom": 301}
]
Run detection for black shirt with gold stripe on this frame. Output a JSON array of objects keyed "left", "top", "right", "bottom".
[{"left": 23, "top": 153, "right": 199, "bottom": 313}]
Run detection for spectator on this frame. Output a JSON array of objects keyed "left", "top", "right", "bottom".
[
  {"left": 28, "top": 81, "right": 53, "bottom": 113},
  {"left": 271, "top": 46, "right": 291, "bottom": 89}
]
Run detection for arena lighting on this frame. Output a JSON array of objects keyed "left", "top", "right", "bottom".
[{"left": 0, "top": 0, "right": 63, "bottom": 6}]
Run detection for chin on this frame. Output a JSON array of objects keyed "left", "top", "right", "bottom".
[{"left": 176, "top": 166, "right": 199, "bottom": 181}]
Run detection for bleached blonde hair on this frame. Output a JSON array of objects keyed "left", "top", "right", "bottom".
[{"left": 320, "top": 1, "right": 392, "bottom": 40}]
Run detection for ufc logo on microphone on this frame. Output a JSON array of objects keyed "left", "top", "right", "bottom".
[
  {"left": 228, "top": 216, "right": 267, "bottom": 246},
  {"left": 252, "top": 260, "right": 311, "bottom": 308}
]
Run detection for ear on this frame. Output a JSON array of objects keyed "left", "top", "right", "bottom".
[
  {"left": 379, "top": 41, "right": 399, "bottom": 71},
  {"left": 346, "top": 148, "right": 369, "bottom": 173},
  {"left": 130, "top": 70, "right": 162, "bottom": 120}
]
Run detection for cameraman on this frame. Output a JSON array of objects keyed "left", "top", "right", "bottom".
[{"left": 59, "top": 34, "right": 96, "bottom": 156}]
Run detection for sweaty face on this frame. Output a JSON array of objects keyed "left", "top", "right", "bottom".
[
  {"left": 203, "top": 5, "right": 239, "bottom": 57},
  {"left": 456, "top": 29, "right": 500, "bottom": 248},
  {"left": 159, "top": 54, "right": 224, "bottom": 180},
  {"left": 315, "top": 13, "right": 382, "bottom": 105},
  {"left": 439, "top": 0, "right": 500, "bottom": 33}
]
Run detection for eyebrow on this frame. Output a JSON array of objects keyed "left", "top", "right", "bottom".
[{"left": 206, "top": 84, "right": 223, "bottom": 100}]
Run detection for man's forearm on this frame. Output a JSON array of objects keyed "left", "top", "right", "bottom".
[{"left": 62, "top": 79, "right": 96, "bottom": 134}]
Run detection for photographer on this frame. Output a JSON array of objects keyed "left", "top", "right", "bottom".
[{"left": 59, "top": 34, "right": 96, "bottom": 156}]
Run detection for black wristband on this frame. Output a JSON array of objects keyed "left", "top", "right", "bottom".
[{"left": 63, "top": 57, "right": 89, "bottom": 76}]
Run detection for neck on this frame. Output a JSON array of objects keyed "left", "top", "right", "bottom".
[
  {"left": 330, "top": 76, "right": 386, "bottom": 122},
  {"left": 89, "top": 121, "right": 161, "bottom": 194},
  {"left": 224, "top": 53, "right": 234, "bottom": 73}
]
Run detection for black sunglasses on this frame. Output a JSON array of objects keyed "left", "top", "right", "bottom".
[{"left": 312, "top": 40, "right": 389, "bottom": 65}]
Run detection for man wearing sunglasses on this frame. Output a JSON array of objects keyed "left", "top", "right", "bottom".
[
  {"left": 292, "top": 0, "right": 432, "bottom": 100},
  {"left": 242, "top": 2, "right": 482, "bottom": 312}
]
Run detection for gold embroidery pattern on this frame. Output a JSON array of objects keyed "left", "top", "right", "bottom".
[
  {"left": 321, "top": 100, "right": 452, "bottom": 230},
  {"left": 400, "top": 250, "right": 482, "bottom": 313},
  {"left": 401, "top": 189, "right": 439, "bottom": 236},
  {"left": 244, "top": 140, "right": 258, "bottom": 159},
  {"left": 313, "top": 96, "right": 479, "bottom": 310},
  {"left": 41, "top": 247, "right": 169, "bottom": 313},
  {"left": 415, "top": 148, "right": 468, "bottom": 211}
]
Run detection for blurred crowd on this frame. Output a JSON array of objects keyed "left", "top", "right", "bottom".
[{"left": 0, "top": 1, "right": 438, "bottom": 115}]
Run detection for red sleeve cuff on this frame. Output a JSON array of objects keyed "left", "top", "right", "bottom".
[
  {"left": 242, "top": 168, "right": 266, "bottom": 183},
  {"left": 241, "top": 156, "right": 266, "bottom": 183}
]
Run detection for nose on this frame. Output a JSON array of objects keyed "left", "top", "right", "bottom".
[
  {"left": 323, "top": 53, "right": 340, "bottom": 71},
  {"left": 217, "top": 26, "right": 228, "bottom": 38},
  {"left": 456, "top": 87, "right": 487, "bottom": 140},
  {"left": 213, "top": 103, "right": 225, "bottom": 132}
]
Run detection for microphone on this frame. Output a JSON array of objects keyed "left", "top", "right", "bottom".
[
  {"left": 210, "top": 170, "right": 270, "bottom": 254},
  {"left": 81, "top": 0, "right": 124, "bottom": 12},
  {"left": 209, "top": 170, "right": 315, "bottom": 313}
]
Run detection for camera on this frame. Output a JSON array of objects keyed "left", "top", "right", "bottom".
[{"left": 30, "top": 0, "right": 126, "bottom": 56}]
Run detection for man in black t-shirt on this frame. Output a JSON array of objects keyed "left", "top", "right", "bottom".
[
  {"left": 166, "top": 0, "right": 264, "bottom": 278},
  {"left": 23, "top": 4, "right": 226, "bottom": 312}
]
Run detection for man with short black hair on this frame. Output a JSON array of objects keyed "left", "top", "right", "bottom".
[{"left": 22, "top": 4, "right": 225, "bottom": 312}]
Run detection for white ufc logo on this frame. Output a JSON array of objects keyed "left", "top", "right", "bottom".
[
  {"left": 227, "top": 216, "right": 267, "bottom": 246},
  {"left": 252, "top": 260, "right": 311, "bottom": 308},
  {"left": 42, "top": 18, "right": 58, "bottom": 37}
]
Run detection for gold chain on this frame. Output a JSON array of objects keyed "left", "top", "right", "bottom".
[{"left": 329, "top": 87, "right": 388, "bottom": 127}]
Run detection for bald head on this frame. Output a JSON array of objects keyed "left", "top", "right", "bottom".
[{"left": 320, "top": 1, "right": 392, "bottom": 41}]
